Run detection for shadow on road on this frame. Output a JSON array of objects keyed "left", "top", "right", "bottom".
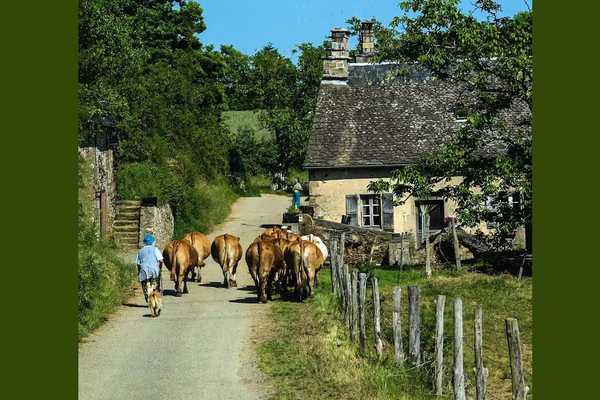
[
  {"left": 259, "top": 223, "right": 282, "bottom": 229},
  {"left": 229, "top": 297, "right": 261, "bottom": 304},
  {"left": 161, "top": 289, "right": 178, "bottom": 297},
  {"left": 237, "top": 285, "right": 256, "bottom": 292},
  {"left": 199, "top": 281, "right": 226, "bottom": 288},
  {"left": 122, "top": 303, "right": 146, "bottom": 308}
]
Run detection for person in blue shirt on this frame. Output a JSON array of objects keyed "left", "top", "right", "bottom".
[{"left": 136, "top": 233, "right": 164, "bottom": 303}]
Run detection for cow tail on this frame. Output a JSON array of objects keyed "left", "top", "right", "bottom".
[
  {"left": 258, "top": 240, "right": 262, "bottom": 268},
  {"left": 170, "top": 241, "right": 179, "bottom": 282},
  {"left": 301, "top": 240, "right": 311, "bottom": 284},
  {"left": 224, "top": 238, "right": 230, "bottom": 272},
  {"left": 296, "top": 241, "right": 304, "bottom": 289}
]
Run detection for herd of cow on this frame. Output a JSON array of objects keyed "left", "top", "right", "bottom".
[{"left": 160, "top": 227, "right": 328, "bottom": 306}]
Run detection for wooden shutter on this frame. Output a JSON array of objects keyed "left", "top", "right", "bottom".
[
  {"left": 382, "top": 193, "right": 394, "bottom": 232},
  {"left": 345, "top": 195, "right": 358, "bottom": 226}
]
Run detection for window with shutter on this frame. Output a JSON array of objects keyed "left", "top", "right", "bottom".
[
  {"left": 382, "top": 193, "right": 394, "bottom": 231},
  {"left": 345, "top": 195, "right": 358, "bottom": 226}
]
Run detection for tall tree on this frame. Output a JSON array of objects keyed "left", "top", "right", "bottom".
[
  {"left": 368, "top": 0, "right": 532, "bottom": 247},
  {"left": 259, "top": 43, "right": 325, "bottom": 175}
]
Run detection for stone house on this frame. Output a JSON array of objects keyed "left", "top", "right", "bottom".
[{"left": 305, "top": 23, "right": 527, "bottom": 247}]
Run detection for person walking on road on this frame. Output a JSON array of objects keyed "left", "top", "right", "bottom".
[
  {"left": 292, "top": 179, "right": 302, "bottom": 209},
  {"left": 136, "top": 233, "right": 163, "bottom": 302}
]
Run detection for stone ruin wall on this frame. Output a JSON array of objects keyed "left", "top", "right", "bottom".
[
  {"left": 139, "top": 203, "right": 174, "bottom": 250},
  {"left": 78, "top": 146, "right": 117, "bottom": 236}
]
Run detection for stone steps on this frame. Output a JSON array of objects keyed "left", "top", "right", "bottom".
[{"left": 113, "top": 199, "right": 141, "bottom": 249}]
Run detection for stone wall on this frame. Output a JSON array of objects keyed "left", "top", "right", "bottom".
[
  {"left": 299, "top": 214, "right": 414, "bottom": 266},
  {"left": 139, "top": 203, "right": 174, "bottom": 249},
  {"left": 78, "top": 146, "right": 116, "bottom": 236}
]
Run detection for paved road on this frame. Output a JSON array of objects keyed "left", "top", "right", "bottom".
[{"left": 79, "top": 194, "right": 290, "bottom": 400}]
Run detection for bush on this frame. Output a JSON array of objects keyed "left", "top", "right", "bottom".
[
  {"left": 115, "top": 162, "right": 178, "bottom": 202},
  {"left": 78, "top": 234, "right": 136, "bottom": 339},
  {"left": 172, "top": 179, "right": 238, "bottom": 236},
  {"left": 79, "top": 156, "right": 135, "bottom": 339},
  {"left": 116, "top": 162, "right": 238, "bottom": 236}
]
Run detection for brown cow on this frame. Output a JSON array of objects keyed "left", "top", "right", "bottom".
[
  {"left": 163, "top": 240, "right": 199, "bottom": 296},
  {"left": 211, "top": 234, "right": 243, "bottom": 288},
  {"left": 284, "top": 240, "right": 324, "bottom": 301},
  {"left": 247, "top": 237, "right": 294, "bottom": 292},
  {"left": 182, "top": 231, "right": 211, "bottom": 283},
  {"left": 246, "top": 240, "right": 285, "bottom": 303}
]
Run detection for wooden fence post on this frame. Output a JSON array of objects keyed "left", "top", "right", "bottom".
[
  {"left": 339, "top": 232, "right": 346, "bottom": 267},
  {"left": 474, "top": 305, "right": 488, "bottom": 400},
  {"left": 453, "top": 298, "right": 466, "bottom": 400},
  {"left": 372, "top": 277, "right": 383, "bottom": 357},
  {"left": 331, "top": 237, "right": 338, "bottom": 295},
  {"left": 408, "top": 286, "right": 421, "bottom": 364},
  {"left": 451, "top": 218, "right": 462, "bottom": 271},
  {"left": 434, "top": 295, "right": 446, "bottom": 396},
  {"left": 425, "top": 213, "right": 432, "bottom": 278},
  {"left": 506, "top": 318, "right": 529, "bottom": 400},
  {"left": 393, "top": 287, "right": 404, "bottom": 365},
  {"left": 358, "top": 273, "right": 367, "bottom": 356},
  {"left": 345, "top": 264, "right": 352, "bottom": 329},
  {"left": 351, "top": 269, "right": 359, "bottom": 343}
]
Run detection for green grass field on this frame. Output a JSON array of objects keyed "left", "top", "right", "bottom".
[
  {"left": 223, "top": 110, "right": 273, "bottom": 139},
  {"left": 257, "top": 265, "right": 532, "bottom": 400}
]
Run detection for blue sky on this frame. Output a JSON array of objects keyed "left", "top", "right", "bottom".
[{"left": 196, "top": 0, "right": 530, "bottom": 62}]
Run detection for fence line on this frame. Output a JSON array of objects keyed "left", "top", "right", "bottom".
[{"left": 325, "top": 232, "right": 529, "bottom": 400}]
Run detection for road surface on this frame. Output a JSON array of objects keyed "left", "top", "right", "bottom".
[{"left": 79, "top": 194, "right": 290, "bottom": 400}]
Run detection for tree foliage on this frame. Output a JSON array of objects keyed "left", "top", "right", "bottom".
[
  {"left": 79, "top": 0, "right": 236, "bottom": 232},
  {"left": 367, "top": 0, "right": 532, "bottom": 244},
  {"left": 222, "top": 42, "right": 324, "bottom": 176}
]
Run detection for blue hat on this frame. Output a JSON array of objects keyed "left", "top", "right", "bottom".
[{"left": 143, "top": 233, "right": 156, "bottom": 245}]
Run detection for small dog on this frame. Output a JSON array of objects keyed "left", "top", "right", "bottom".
[{"left": 147, "top": 282, "right": 162, "bottom": 317}]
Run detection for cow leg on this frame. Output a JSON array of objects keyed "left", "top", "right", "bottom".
[
  {"left": 314, "top": 270, "right": 319, "bottom": 288},
  {"left": 196, "top": 264, "right": 203, "bottom": 283},
  {"left": 230, "top": 261, "right": 238, "bottom": 287},
  {"left": 175, "top": 270, "right": 183, "bottom": 297},
  {"left": 258, "top": 273, "right": 268, "bottom": 303},
  {"left": 266, "top": 271, "right": 275, "bottom": 301},
  {"left": 223, "top": 270, "right": 230, "bottom": 288},
  {"left": 183, "top": 279, "right": 189, "bottom": 294}
]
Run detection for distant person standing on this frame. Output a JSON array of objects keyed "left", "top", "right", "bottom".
[{"left": 292, "top": 180, "right": 302, "bottom": 209}]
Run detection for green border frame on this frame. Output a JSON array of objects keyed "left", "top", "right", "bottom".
[
  {"left": 2, "top": 0, "right": 599, "bottom": 398},
  {"left": 1, "top": 1, "right": 78, "bottom": 398},
  {"left": 534, "top": 1, "right": 600, "bottom": 399}
]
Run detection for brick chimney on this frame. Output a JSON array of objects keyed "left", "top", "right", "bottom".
[
  {"left": 322, "top": 28, "right": 350, "bottom": 81},
  {"left": 355, "top": 20, "right": 376, "bottom": 63}
]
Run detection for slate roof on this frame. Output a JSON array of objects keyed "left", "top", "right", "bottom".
[
  {"left": 305, "top": 64, "right": 466, "bottom": 169},
  {"left": 304, "top": 63, "right": 529, "bottom": 169}
]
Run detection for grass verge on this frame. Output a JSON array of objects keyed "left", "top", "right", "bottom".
[
  {"left": 78, "top": 240, "right": 136, "bottom": 339},
  {"left": 257, "top": 266, "right": 532, "bottom": 400}
]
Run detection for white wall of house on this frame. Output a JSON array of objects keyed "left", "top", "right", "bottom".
[{"left": 307, "top": 167, "right": 462, "bottom": 237}]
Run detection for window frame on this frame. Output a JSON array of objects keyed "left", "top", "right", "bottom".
[{"left": 360, "top": 194, "right": 382, "bottom": 228}]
